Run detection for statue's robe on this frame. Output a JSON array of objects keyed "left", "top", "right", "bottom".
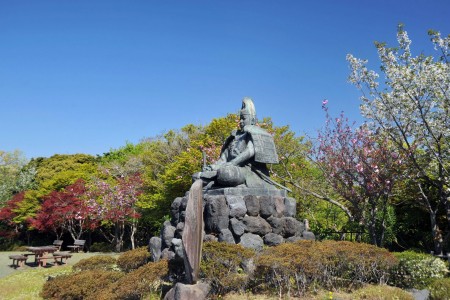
[{"left": 214, "top": 125, "right": 278, "bottom": 188}]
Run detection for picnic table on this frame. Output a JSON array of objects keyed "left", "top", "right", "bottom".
[{"left": 26, "top": 246, "right": 57, "bottom": 267}]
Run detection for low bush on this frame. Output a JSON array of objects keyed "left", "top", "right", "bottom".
[
  {"left": 12, "top": 245, "right": 29, "bottom": 251},
  {"left": 254, "top": 240, "right": 397, "bottom": 297},
  {"left": 40, "top": 270, "right": 123, "bottom": 300},
  {"left": 0, "top": 236, "right": 20, "bottom": 251},
  {"left": 90, "top": 242, "right": 113, "bottom": 252},
  {"left": 96, "top": 259, "right": 169, "bottom": 300},
  {"left": 0, "top": 239, "right": 27, "bottom": 251},
  {"left": 390, "top": 251, "right": 448, "bottom": 289},
  {"left": 429, "top": 278, "right": 450, "bottom": 300},
  {"left": 200, "top": 241, "right": 256, "bottom": 296},
  {"left": 352, "top": 284, "right": 414, "bottom": 300},
  {"left": 73, "top": 255, "right": 117, "bottom": 271},
  {"left": 117, "top": 247, "right": 150, "bottom": 272}
]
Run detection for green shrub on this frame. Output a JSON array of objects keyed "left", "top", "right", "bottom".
[
  {"left": 254, "top": 240, "right": 398, "bottom": 297},
  {"left": 200, "top": 241, "right": 256, "bottom": 296},
  {"left": 117, "top": 247, "right": 150, "bottom": 272},
  {"left": 90, "top": 242, "right": 113, "bottom": 252},
  {"left": 429, "top": 278, "right": 450, "bottom": 300},
  {"left": 391, "top": 251, "right": 448, "bottom": 289},
  {"left": 40, "top": 270, "right": 123, "bottom": 300},
  {"left": 0, "top": 239, "right": 27, "bottom": 251},
  {"left": 12, "top": 245, "right": 29, "bottom": 251},
  {"left": 96, "top": 259, "right": 169, "bottom": 300},
  {"left": 352, "top": 284, "right": 414, "bottom": 299},
  {"left": 73, "top": 255, "right": 117, "bottom": 271}
]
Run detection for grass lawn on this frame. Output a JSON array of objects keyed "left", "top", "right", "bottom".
[{"left": 0, "top": 251, "right": 117, "bottom": 300}]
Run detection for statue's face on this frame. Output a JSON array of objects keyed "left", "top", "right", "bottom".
[{"left": 239, "top": 114, "right": 252, "bottom": 129}]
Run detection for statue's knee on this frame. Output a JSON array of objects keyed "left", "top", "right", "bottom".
[{"left": 216, "top": 166, "right": 245, "bottom": 186}]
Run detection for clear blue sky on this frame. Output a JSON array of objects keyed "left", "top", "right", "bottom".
[{"left": 1, "top": 0, "right": 449, "bottom": 159}]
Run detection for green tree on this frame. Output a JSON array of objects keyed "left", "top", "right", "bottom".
[
  {"left": 0, "top": 150, "right": 36, "bottom": 207},
  {"left": 32, "top": 154, "right": 99, "bottom": 194},
  {"left": 137, "top": 117, "right": 236, "bottom": 233}
]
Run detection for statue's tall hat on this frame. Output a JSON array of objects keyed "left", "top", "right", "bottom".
[{"left": 240, "top": 97, "right": 257, "bottom": 124}]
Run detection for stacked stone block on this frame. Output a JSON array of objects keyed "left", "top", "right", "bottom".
[{"left": 151, "top": 188, "right": 315, "bottom": 260}]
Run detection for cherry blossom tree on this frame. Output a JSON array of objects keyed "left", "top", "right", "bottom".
[
  {"left": 86, "top": 173, "right": 143, "bottom": 252},
  {"left": 311, "top": 101, "right": 402, "bottom": 246},
  {"left": 347, "top": 25, "right": 450, "bottom": 253}
]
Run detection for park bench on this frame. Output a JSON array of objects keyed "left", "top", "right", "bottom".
[
  {"left": 52, "top": 252, "right": 72, "bottom": 265},
  {"left": 47, "top": 240, "right": 63, "bottom": 251},
  {"left": 67, "top": 239, "right": 86, "bottom": 252},
  {"left": 9, "top": 254, "right": 27, "bottom": 268}
]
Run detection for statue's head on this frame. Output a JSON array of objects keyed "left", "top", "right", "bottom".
[{"left": 239, "top": 97, "right": 257, "bottom": 128}]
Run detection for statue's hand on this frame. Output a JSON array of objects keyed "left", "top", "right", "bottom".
[{"left": 205, "top": 164, "right": 218, "bottom": 171}]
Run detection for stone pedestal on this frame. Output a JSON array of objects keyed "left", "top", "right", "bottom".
[
  {"left": 163, "top": 282, "right": 210, "bottom": 300},
  {"left": 156, "top": 187, "right": 314, "bottom": 258}
]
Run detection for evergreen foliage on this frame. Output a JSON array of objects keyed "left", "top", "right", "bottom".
[
  {"left": 116, "top": 247, "right": 150, "bottom": 272},
  {"left": 73, "top": 255, "right": 117, "bottom": 272}
]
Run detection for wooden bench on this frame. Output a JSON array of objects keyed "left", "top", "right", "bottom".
[
  {"left": 36, "top": 255, "right": 54, "bottom": 267},
  {"left": 67, "top": 239, "right": 85, "bottom": 252},
  {"left": 9, "top": 255, "right": 27, "bottom": 268},
  {"left": 53, "top": 252, "right": 72, "bottom": 265},
  {"left": 47, "top": 240, "right": 63, "bottom": 251}
]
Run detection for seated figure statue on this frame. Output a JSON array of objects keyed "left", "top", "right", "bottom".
[{"left": 194, "top": 97, "right": 286, "bottom": 190}]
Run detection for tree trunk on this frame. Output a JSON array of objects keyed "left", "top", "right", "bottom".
[
  {"left": 418, "top": 183, "right": 443, "bottom": 254},
  {"left": 54, "top": 228, "right": 63, "bottom": 240},
  {"left": 368, "top": 199, "right": 378, "bottom": 246},
  {"left": 445, "top": 195, "right": 450, "bottom": 236},
  {"left": 87, "top": 230, "right": 92, "bottom": 252},
  {"left": 114, "top": 222, "right": 120, "bottom": 252},
  {"left": 130, "top": 223, "right": 137, "bottom": 250},
  {"left": 430, "top": 210, "right": 444, "bottom": 255},
  {"left": 377, "top": 196, "right": 389, "bottom": 247},
  {"left": 119, "top": 222, "right": 125, "bottom": 252}
]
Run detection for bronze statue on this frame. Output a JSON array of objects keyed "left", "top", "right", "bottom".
[{"left": 194, "top": 97, "right": 288, "bottom": 191}]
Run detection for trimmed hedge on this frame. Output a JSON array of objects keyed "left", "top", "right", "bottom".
[
  {"left": 73, "top": 255, "right": 117, "bottom": 271},
  {"left": 117, "top": 247, "right": 150, "bottom": 273},
  {"left": 254, "top": 240, "right": 397, "bottom": 296},
  {"left": 96, "top": 259, "right": 169, "bottom": 300},
  {"left": 42, "top": 259, "right": 168, "bottom": 300},
  {"left": 41, "top": 270, "right": 123, "bottom": 300},
  {"left": 200, "top": 241, "right": 255, "bottom": 296}
]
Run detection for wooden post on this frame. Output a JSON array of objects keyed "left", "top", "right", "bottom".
[{"left": 182, "top": 179, "right": 204, "bottom": 284}]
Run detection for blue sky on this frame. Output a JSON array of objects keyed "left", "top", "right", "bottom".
[{"left": 1, "top": 1, "right": 449, "bottom": 159}]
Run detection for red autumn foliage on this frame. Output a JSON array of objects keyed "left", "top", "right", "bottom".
[
  {"left": 31, "top": 179, "right": 98, "bottom": 240},
  {"left": 0, "top": 192, "right": 25, "bottom": 227}
]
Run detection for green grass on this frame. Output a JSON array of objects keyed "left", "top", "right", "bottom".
[
  {"left": 0, "top": 251, "right": 118, "bottom": 299},
  {"left": 0, "top": 266, "right": 72, "bottom": 300}
]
